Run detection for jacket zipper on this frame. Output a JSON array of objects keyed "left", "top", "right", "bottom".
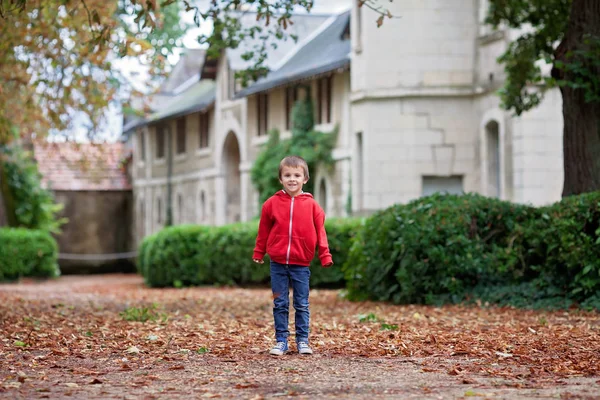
[{"left": 285, "top": 196, "right": 295, "bottom": 264}]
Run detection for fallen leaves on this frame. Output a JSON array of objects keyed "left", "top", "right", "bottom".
[{"left": 0, "top": 274, "right": 599, "bottom": 399}]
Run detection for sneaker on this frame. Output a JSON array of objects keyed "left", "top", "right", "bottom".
[
  {"left": 269, "top": 341, "right": 288, "bottom": 356},
  {"left": 297, "top": 342, "right": 313, "bottom": 355}
]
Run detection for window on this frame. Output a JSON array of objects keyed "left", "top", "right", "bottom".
[
  {"left": 353, "top": 0, "right": 362, "bottom": 53},
  {"left": 257, "top": 93, "right": 269, "bottom": 136},
  {"left": 199, "top": 190, "right": 206, "bottom": 222},
  {"left": 199, "top": 112, "right": 209, "bottom": 148},
  {"left": 177, "top": 194, "right": 183, "bottom": 223},
  {"left": 356, "top": 132, "right": 364, "bottom": 211},
  {"left": 176, "top": 118, "right": 186, "bottom": 155},
  {"left": 422, "top": 176, "right": 464, "bottom": 197},
  {"left": 157, "top": 197, "right": 163, "bottom": 224},
  {"left": 156, "top": 124, "right": 166, "bottom": 159},
  {"left": 486, "top": 120, "right": 501, "bottom": 198},
  {"left": 316, "top": 76, "right": 333, "bottom": 124},
  {"left": 139, "top": 131, "right": 145, "bottom": 161},
  {"left": 285, "top": 86, "right": 297, "bottom": 130}
]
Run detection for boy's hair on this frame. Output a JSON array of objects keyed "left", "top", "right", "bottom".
[{"left": 279, "top": 156, "right": 310, "bottom": 179}]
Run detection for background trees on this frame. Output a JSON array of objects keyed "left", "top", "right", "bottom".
[{"left": 486, "top": 0, "right": 600, "bottom": 196}]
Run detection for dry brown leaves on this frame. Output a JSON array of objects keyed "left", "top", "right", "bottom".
[{"left": 0, "top": 274, "right": 599, "bottom": 399}]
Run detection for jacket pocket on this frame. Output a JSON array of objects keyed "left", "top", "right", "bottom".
[
  {"left": 267, "top": 235, "right": 287, "bottom": 257},
  {"left": 290, "top": 237, "right": 315, "bottom": 262}
]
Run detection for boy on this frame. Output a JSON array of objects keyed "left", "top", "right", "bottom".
[{"left": 253, "top": 155, "right": 333, "bottom": 356}]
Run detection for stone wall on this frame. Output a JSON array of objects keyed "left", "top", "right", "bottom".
[{"left": 54, "top": 190, "right": 134, "bottom": 274}]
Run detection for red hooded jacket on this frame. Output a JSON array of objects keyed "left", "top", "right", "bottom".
[{"left": 253, "top": 190, "right": 333, "bottom": 267}]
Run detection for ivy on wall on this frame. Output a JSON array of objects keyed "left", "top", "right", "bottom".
[{"left": 250, "top": 85, "right": 336, "bottom": 207}]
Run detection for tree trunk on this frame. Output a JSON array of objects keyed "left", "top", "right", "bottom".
[{"left": 554, "top": 0, "right": 600, "bottom": 197}]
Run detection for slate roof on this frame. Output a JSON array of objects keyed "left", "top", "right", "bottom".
[
  {"left": 121, "top": 11, "right": 346, "bottom": 134},
  {"left": 236, "top": 10, "right": 351, "bottom": 98},
  {"left": 34, "top": 142, "right": 132, "bottom": 191},
  {"left": 122, "top": 80, "right": 216, "bottom": 133},
  {"left": 159, "top": 49, "right": 206, "bottom": 94},
  {"left": 226, "top": 12, "right": 333, "bottom": 71}
]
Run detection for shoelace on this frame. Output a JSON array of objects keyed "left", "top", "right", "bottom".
[
  {"left": 274, "top": 342, "right": 286, "bottom": 350},
  {"left": 298, "top": 342, "right": 309, "bottom": 349}
]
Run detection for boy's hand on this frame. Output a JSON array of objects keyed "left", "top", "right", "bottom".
[
  {"left": 253, "top": 258, "right": 264, "bottom": 264},
  {"left": 324, "top": 261, "right": 333, "bottom": 267}
]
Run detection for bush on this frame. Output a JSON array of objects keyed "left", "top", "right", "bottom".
[
  {"left": 0, "top": 228, "right": 60, "bottom": 281},
  {"left": 1, "top": 145, "right": 66, "bottom": 233},
  {"left": 310, "top": 218, "right": 362, "bottom": 287},
  {"left": 343, "top": 193, "right": 540, "bottom": 305},
  {"left": 531, "top": 192, "right": 600, "bottom": 308},
  {"left": 344, "top": 192, "right": 600, "bottom": 310},
  {"left": 138, "top": 218, "right": 360, "bottom": 288}
]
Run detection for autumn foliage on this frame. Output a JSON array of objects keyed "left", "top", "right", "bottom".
[{"left": 0, "top": 275, "right": 598, "bottom": 398}]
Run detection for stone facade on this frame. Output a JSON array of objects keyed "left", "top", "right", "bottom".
[{"left": 129, "top": 0, "right": 564, "bottom": 245}]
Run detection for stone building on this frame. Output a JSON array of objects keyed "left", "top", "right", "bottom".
[{"left": 125, "top": 0, "right": 564, "bottom": 245}]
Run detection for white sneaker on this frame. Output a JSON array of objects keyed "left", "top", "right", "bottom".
[
  {"left": 269, "top": 341, "right": 288, "bottom": 356},
  {"left": 297, "top": 342, "right": 313, "bottom": 355}
]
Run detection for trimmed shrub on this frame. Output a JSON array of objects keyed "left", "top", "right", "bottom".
[
  {"left": 137, "top": 218, "right": 360, "bottom": 288},
  {"left": 343, "top": 193, "right": 540, "bottom": 305},
  {"left": 138, "top": 225, "right": 211, "bottom": 287},
  {"left": 533, "top": 192, "right": 600, "bottom": 308},
  {"left": 310, "top": 218, "right": 362, "bottom": 287},
  {"left": 0, "top": 228, "right": 60, "bottom": 281}
]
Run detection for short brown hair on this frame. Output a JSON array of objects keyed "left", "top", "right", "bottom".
[{"left": 279, "top": 156, "right": 309, "bottom": 180}]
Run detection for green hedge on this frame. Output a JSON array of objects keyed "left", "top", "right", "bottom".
[
  {"left": 0, "top": 228, "right": 60, "bottom": 281},
  {"left": 138, "top": 218, "right": 361, "bottom": 288},
  {"left": 343, "top": 192, "right": 600, "bottom": 310}
]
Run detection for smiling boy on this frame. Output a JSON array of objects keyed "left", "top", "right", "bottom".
[{"left": 253, "top": 155, "right": 333, "bottom": 355}]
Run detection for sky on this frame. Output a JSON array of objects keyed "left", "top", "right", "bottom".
[{"left": 72, "top": 0, "right": 351, "bottom": 143}]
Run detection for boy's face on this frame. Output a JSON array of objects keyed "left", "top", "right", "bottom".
[{"left": 279, "top": 165, "right": 308, "bottom": 197}]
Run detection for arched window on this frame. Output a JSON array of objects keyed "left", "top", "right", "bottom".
[
  {"left": 318, "top": 179, "right": 328, "bottom": 213},
  {"left": 486, "top": 120, "right": 501, "bottom": 198}
]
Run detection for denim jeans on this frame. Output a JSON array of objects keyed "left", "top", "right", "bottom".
[{"left": 270, "top": 260, "right": 311, "bottom": 344}]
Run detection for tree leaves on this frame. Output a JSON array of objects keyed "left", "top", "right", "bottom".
[
  {"left": 485, "top": 0, "right": 572, "bottom": 115},
  {"left": 0, "top": 0, "right": 187, "bottom": 143}
]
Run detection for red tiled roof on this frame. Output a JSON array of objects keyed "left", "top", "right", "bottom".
[{"left": 33, "top": 142, "right": 132, "bottom": 191}]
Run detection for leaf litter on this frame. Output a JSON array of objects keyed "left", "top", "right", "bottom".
[{"left": 0, "top": 274, "right": 598, "bottom": 399}]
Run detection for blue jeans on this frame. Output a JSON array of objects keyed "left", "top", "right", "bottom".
[{"left": 270, "top": 260, "right": 311, "bottom": 344}]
